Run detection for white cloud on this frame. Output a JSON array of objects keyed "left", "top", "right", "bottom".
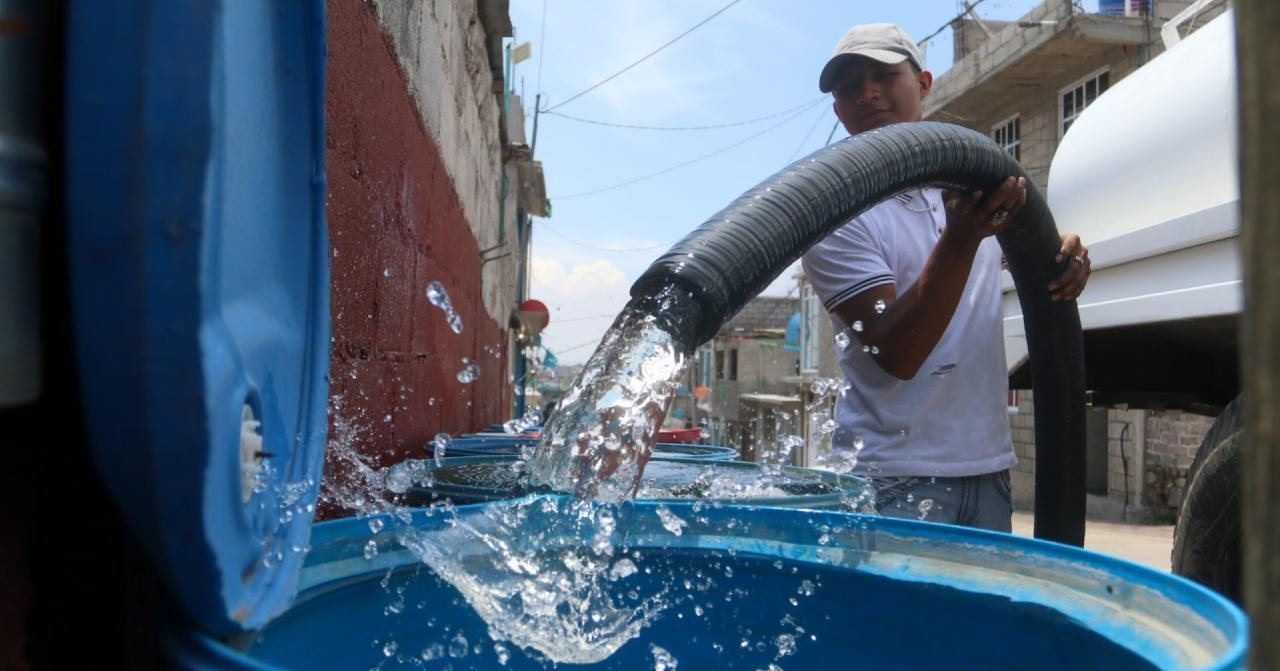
[{"left": 530, "top": 255, "right": 634, "bottom": 364}]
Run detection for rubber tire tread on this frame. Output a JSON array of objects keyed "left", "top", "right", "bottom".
[{"left": 1172, "top": 395, "right": 1243, "bottom": 603}]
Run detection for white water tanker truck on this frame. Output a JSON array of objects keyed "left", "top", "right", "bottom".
[{"left": 1001, "top": 9, "right": 1243, "bottom": 600}]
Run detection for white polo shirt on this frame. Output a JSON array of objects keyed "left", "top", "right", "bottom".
[{"left": 801, "top": 188, "right": 1015, "bottom": 478}]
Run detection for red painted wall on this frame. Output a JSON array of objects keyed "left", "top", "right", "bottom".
[{"left": 322, "top": 0, "right": 511, "bottom": 513}]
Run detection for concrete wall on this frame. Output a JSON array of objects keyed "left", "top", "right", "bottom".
[
  {"left": 370, "top": 0, "right": 518, "bottom": 326},
  {"left": 707, "top": 339, "right": 799, "bottom": 424},
  {"left": 1010, "top": 391, "right": 1037, "bottom": 510},
  {"left": 323, "top": 0, "right": 516, "bottom": 509},
  {"left": 928, "top": 0, "right": 1229, "bottom": 192}
]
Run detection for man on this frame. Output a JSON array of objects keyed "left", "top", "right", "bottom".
[{"left": 802, "top": 23, "right": 1091, "bottom": 532}]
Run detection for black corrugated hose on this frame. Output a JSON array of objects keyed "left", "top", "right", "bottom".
[{"left": 629, "top": 121, "right": 1086, "bottom": 546}]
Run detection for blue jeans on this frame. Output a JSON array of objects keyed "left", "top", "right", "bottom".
[{"left": 870, "top": 470, "right": 1013, "bottom": 533}]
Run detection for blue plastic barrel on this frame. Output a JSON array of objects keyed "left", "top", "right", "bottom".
[
  {"left": 404, "top": 455, "right": 864, "bottom": 509},
  {"left": 169, "top": 499, "right": 1247, "bottom": 670},
  {"left": 440, "top": 435, "right": 738, "bottom": 462}
]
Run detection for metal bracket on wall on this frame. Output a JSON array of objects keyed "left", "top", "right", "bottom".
[{"left": 480, "top": 241, "right": 511, "bottom": 266}]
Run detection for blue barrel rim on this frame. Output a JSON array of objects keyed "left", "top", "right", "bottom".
[
  {"left": 174, "top": 498, "right": 1247, "bottom": 671},
  {"left": 67, "top": 2, "right": 329, "bottom": 635}
]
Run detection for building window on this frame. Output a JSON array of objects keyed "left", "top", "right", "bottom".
[
  {"left": 698, "top": 346, "right": 712, "bottom": 388},
  {"left": 1060, "top": 69, "right": 1110, "bottom": 138},
  {"left": 992, "top": 115, "right": 1020, "bottom": 161},
  {"left": 715, "top": 349, "right": 725, "bottom": 380},
  {"left": 800, "top": 283, "right": 821, "bottom": 374},
  {"left": 729, "top": 349, "right": 739, "bottom": 381}
]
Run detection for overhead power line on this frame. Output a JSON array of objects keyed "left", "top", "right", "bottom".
[
  {"left": 544, "top": 97, "right": 826, "bottom": 131},
  {"left": 786, "top": 105, "right": 832, "bottom": 162},
  {"left": 537, "top": 219, "right": 673, "bottom": 252},
  {"left": 550, "top": 313, "right": 620, "bottom": 324},
  {"left": 919, "top": 0, "right": 991, "bottom": 46},
  {"left": 550, "top": 336, "right": 606, "bottom": 357},
  {"left": 552, "top": 98, "right": 824, "bottom": 201},
  {"left": 535, "top": 0, "right": 548, "bottom": 96},
  {"left": 542, "top": 0, "right": 744, "bottom": 112}
]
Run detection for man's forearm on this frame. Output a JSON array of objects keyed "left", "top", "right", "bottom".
[{"left": 860, "top": 232, "right": 982, "bottom": 379}]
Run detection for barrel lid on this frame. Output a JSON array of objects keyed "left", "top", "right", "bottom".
[
  {"left": 443, "top": 436, "right": 739, "bottom": 462},
  {"left": 407, "top": 456, "right": 868, "bottom": 509},
  {"left": 67, "top": 2, "right": 328, "bottom": 634}
]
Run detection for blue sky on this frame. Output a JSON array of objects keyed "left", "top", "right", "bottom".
[{"left": 507, "top": 0, "right": 1098, "bottom": 363}]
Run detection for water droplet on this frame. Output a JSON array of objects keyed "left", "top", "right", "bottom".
[
  {"left": 650, "top": 643, "right": 678, "bottom": 671},
  {"left": 870, "top": 346, "right": 880, "bottom": 355},
  {"left": 425, "top": 281, "right": 464, "bottom": 334},
  {"left": 382, "top": 268, "right": 394, "bottom": 278},
  {"left": 456, "top": 358, "right": 480, "bottom": 384},
  {"left": 363, "top": 540, "right": 378, "bottom": 560},
  {"left": 906, "top": 493, "right": 915, "bottom": 503},
  {"left": 420, "top": 643, "right": 445, "bottom": 661},
  {"left": 368, "top": 518, "right": 384, "bottom": 534},
  {"left": 833, "top": 331, "right": 851, "bottom": 350},
  {"left": 862, "top": 345, "right": 870, "bottom": 353},
  {"left": 918, "top": 498, "right": 935, "bottom": 519},
  {"left": 775, "top": 633, "right": 797, "bottom": 658},
  {"left": 382, "top": 641, "right": 398, "bottom": 657},
  {"left": 655, "top": 505, "right": 688, "bottom": 536},
  {"left": 852, "top": 320, "right": 864, "bottom": 332},
  {"left": 820, "top": 419, "right": 837, "bottom": 434},
  {"left": 433, "top": 433, "right": 451, "bottom": 468},
  {"left": 494, "top": 642, "right": 511, "bottom": 666},
  {"left": 448, "top": 632, "right": 469, "bottom": 658},
  {"left": 610, "top": 558, "right": 638, "bottom": 580}
]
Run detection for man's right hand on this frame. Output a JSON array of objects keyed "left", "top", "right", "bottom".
[{"left": 942, "top": 176, "right": 1027, "bottom": 243}]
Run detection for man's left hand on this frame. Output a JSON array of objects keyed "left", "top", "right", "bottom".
[{"left": 1048, "top": 234, "right": 1090, "bottom": 301}]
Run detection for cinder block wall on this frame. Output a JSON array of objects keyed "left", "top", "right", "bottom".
[
  {"left": 1011, "top": 391, "right": 1215, "bottom": 520},
  {"left": 322, "top": 0, "right": 514, "bottom": 511},
  {"left": 1143, "top": 411, "right": 1214, "bottom": 512}
]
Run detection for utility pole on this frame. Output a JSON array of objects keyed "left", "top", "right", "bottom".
[{"left": 1235, "top": 1, "right": 1280, "bottom": 667}]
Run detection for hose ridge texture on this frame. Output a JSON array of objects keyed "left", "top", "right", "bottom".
[{"left": 629, "top": 121, "right": 1086, "bottom": 545}]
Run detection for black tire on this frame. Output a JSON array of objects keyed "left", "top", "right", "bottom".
[{"left": 1171, "top": 395, "right": 1243, "bottom": 603}]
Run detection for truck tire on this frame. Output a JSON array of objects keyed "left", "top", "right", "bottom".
[{"left": 1171, "top": 395, "right": 1242, "bottom": 603}]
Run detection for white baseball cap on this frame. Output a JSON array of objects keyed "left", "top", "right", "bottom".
[{"left": 819, "top": 23, "right": 925, "bottom": 93}]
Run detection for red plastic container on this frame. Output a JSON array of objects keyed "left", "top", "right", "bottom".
[{"left": 656, "top": 427, "right": 702, "bottom": 444}]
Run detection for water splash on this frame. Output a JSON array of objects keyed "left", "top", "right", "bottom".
[
  {"left": 526, "top": 299, "right": 689, "bottom": 502},
  {"left": 397, "top": 497, "right": 673, "bottom": 664},
  {"left": 426, "top": 280, "right": 464, "bottom": 334},
  {"left": 503, "top": 408, "right": 543, "bottom": 435}
]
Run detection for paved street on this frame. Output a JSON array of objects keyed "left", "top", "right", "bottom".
[{"left": 1011, "top": 512, "right": 1175, "bottom": 572}]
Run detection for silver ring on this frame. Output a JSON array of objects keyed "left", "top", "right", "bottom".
[
  {"left": 1071, "top": 254, "right": 1084, "bottom": 265},
  {"left": 990, "top": 210, "right": 1009, "bottom": 224}
]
